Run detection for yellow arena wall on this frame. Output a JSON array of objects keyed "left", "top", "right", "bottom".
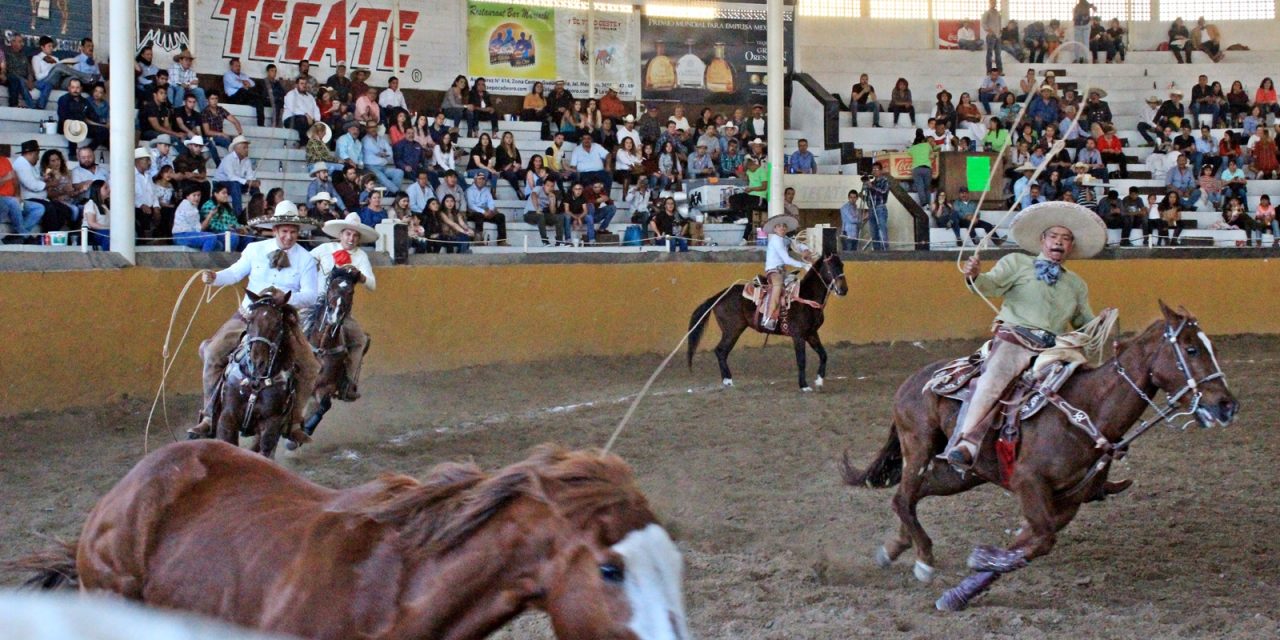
[{"left": 2, "top": 259, "right": 1275, "bottom": 416}]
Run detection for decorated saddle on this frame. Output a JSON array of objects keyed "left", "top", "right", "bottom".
[{"left": 742, "top": 273, "right": 821, "bottom": 336}]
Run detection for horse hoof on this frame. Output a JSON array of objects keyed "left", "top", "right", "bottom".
[
  {"left": 800, "top": 386, "right": 813, "bottom": 393},
  {"left": 814, "top": 376, "right": 824, "bottom": 389},
  {"left": 722, "top": 378, "right": 734, "bottom": 388},
  {"left": 914, "top": 560, "right": 936, "bottom": 584},
  {"left": 874, "top": 546, "right": 893, "bottom": 568}
]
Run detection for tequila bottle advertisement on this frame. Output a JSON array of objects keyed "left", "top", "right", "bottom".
[{"left": 640, "top": 3, "right": 793, "bottom": 105}]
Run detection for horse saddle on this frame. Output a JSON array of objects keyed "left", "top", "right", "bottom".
[
  {"left": 925, "top": 344, "right": 1079, "bottom": 422},
  {"left": 742, "top": 273, "right": 800, "bottom": 309}
]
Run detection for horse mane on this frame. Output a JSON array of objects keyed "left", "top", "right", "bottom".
[
  {"left": 361, "top": 445, "right": 653, "bottom": 555},
  {"left": 303, "top": 269, "right": 360, "bottom": 336}
]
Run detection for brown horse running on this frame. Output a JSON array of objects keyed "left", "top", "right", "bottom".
[
  {"left": 18, "top": 440, "right": 690, "bottom": 640},
  {"left": 212, "top": 288, "right": 302, "bottom": 459},
  {"left": 298, "top": 267, "right": 364, "bottom": 443},
  {"left": 686, "top": 254, "right": 848, "bottom": 391},
  {"left": 841, "top": 303, "right": 1237, "bottom": 610}
]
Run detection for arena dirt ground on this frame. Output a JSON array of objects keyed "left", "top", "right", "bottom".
[{"left": 3, "top": 335, "right": 1278, "bottom": 639}]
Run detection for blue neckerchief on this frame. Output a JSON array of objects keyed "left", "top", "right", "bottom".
[{"left": 1034, "top": 259, "right": 1062, "bottom": 286}]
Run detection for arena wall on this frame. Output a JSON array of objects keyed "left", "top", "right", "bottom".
[{"left": 2, "top": 257, "right": 1276, "bottom": 417}]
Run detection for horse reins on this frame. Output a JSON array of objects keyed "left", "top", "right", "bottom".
[{"left": 1061, "top": 318, "right": 1227, "bottom": 499}]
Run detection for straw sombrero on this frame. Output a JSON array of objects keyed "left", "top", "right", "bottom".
[
  {"left": 250, "top": 200, "right": 316, "bottom": 231},
  {"left": 1010, "top": 201, "right": 1107, "bottom": 259},
  {"left": 763, "top": 214, "right": 799, "bottom": 234},
  {"left": 323, "top": 212, "right": 379, "bottom": 244},
  {"left": 310, "top": 121, "right": 332, "bottom": 144},
  {"left": 63, "top": 120, "right": 88, "bottom": 143}
]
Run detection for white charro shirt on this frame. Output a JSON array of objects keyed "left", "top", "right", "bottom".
[
  {"left": 212, "top": 237, "right": 319, "bottom": 310},
  {"left": 765, "top": 234, "right": 809, "bottom": 272},
  {"left": 310, "top": 242, "right": 376, "bottom": 292}
]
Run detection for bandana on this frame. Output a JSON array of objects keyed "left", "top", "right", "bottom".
[
  {"left": 1034, "top": 259, "right": 1062, "bottom": 286},
  {"left": 332, "top": 248, "right": 353, "bottom": 267}
]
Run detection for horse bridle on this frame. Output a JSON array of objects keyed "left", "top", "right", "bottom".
[
  {"left": 807, "top": 254, "right": 844, "bottom": 307},
  {"left": 239, "top": 297, "right": 289, "bottom": 383},
  {"left": 320, "top": 272, "right": 354, "bottom": 342}
]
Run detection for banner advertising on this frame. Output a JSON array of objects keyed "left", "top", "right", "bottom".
[
  {"left": 465, "top": 0, "right": 638, "bottom": 99},
  {"left": 0, "top": 0, "right": 94, "bottom": 55},
  {"left": 139, "top": 0, "right": 192, "bottom": 57},
  {"left": 466, "top": 1, "right": 556, "bottom": 92},
  {"left": 196, "top": 0, "right": 423, "bottom": 84},
  {"left": 639, "top": 4, "right": 793, "bottom": 106}
]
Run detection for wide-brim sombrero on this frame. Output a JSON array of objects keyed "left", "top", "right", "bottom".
[
  {"left": 763, "top": 214, "right": 799, "bottom": 234},
  {"left": 323, "top": 212, "right": 379, "bottom": 244},
  {"left": 250, "top": 201, "right": 317, "bottom": 231},
  {"left": 1010, "top": 201, "right": 1107, "bottom": 259},
  {"left": 63, "top": 120, "right": 88, "bottom": 143}
]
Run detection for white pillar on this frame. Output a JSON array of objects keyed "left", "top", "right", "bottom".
[
  {"left": 766, "top": 0, "right": 784, "bottom": 219},
  {"left": 108, "top": 0, "right": 136, "bottom": 263},
  {"left": 588, "top": 0, "right": 596, "bottom": 98},
  {"left": 392, "top": 0, "right": 401, "bottom": 81}
]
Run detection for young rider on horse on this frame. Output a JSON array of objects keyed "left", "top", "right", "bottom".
[
  {"left": 762, "top": 213, "right": 812, "bottom": 331},
  {"left": 190, "top": 201, "right": 321, "bottom": 442},
  {"left": 941, "top": 202, "right": 1107, "bottom": 469},
  {"left": 311, "top": 212, "right": 377, "bottom": 400}
]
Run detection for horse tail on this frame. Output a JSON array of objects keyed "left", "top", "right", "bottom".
[
  {"left": 686, "top": 289, "right": 727, "bottom": 370},
  {"left": 8, "top": 538, "right": 79, "bottom": 590},
  {"left": 840, "top": 425, "right": 903, "bottom": 489}
]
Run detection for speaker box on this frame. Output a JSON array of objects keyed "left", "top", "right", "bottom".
[{"left": 391, "top": 224, "right": 409, "bottom": 264}]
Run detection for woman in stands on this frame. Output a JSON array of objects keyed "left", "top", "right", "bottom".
[
  {"left": 171, "top": 186, "right": 220, "bottom": 251},
  {"left": 1226, "top": 81, "right": 1251, "bottom": 127},
  {"left": 83, "top": 180, "right": 110, "bottom": 250},
  {"left": 416, "top": 197, "right": 446, "bottom": 253},
  {"left": 388, "top": 110, "right": 410, "bottom": 146},
  {"left": 559, "top": 100, "right": 581, "bottom": 142},
  {"left": 266, "top": 188, "right": 285, "bottom": 214},
  {"left": 1041, "top": 169, "right": 1065, "bottom": 202},
  {"left": 1242, "top": 106, "right": 1263, "bottom": 138},
  {"left": 522, "top": 81, "right": 546, "bottom": 122},
  {"left": 202, "top": 183, "right": 249, "bottom": 251},
  {"left": 40, "top": 150, "right": 80, "bottom": 226},
  {"left": 439, "top": 193, "right": 474, "bottom": 253},
  {"left": 134, "top": 46, "right": 158, "bottom": 102},
  {"left": 496, "top": 131, "right": 525, "bottom": 198},
  {"left": 389, "top": 192, "right": 413, "bottom": 222},
  {"left": 1106, "top": 18, "right": 1127, "bottom": 62},
  {"left": 613, "top": 136, "right": 642, "bottom": 201},
  {"left": 1250, "top": 127, "right": 1279, "bottom": 179},
  {"left": 306, "top": 122, "right": 344, "bottom": 174},
  {"left": 934, "top": 90, "right": 956, "bottom": 134},
  {"left": 1219, "top": 131, "right": 1245, "bottom": 170},
  {"left": 433, "top": 133, "right": 458, "bottom": 188},
  {"left": 152, "top": 165, "right": 175, "bottom": 226},
  {"left": 1167, "top": 17, "right": 1193, "bottom": 64},
  {"left": 1017, "top": 69, "right": 1037, "bottom": 101},
  {"left": 955, "top": 93, "right": 986, "bottom": 144},
  {"left": 1254, "top": 78, "right": 1278, "bottom": 117},
  {"left": 440, "top": 75, "right": 471, "bottom": 134},
  {"left": 1255, "top": 194, "right": 1278, "bottom": 246},
  {"left": 888, "top": 79, "right": 915, "bottom": 127},
  {"left": 523, "top": 154, "right": 546, "bottom": 200},
  {"left": 468, "top": 77, "right": 500, "bottom": 136},
  {"left": 1158, "top": 190, "right": 1186, "bottom": 245},
  {"left": 931, "top": 189, "right": 963, "bottom": 247},
  {"left": 317, "top": 86, "right": 345, "bottom": 129},
  {"left": 649, "top": 196, "right": 688, "bottom": 252},
  {"left": 1198, "top": 164, "right": 1224, "bottom": 211},
  {"left": 998, "top": 93, "right": 1021, "bottom": 128},
  {"left": 657, "top": 140, "right": 683, "bottom": 192},
  {"left": 580, "top": 100, "right": 602, "bottom": 137},
  {"left": 468, "top": 133, "right": 498, "bottom": 193}
]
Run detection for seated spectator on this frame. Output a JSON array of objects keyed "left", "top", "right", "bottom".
[
  {"left": 358, "top": 189, "right": 387, "bottom": 227},
  {"left": 1027, "top": 86, "right": 1059, "bottom": 132},
  {"left": 956, "top": 93, "right": 987, "bottom": 142},
  {"left": 212, "top": 135, "right": 260, "bottom": 215},
  {"left": 221, "top": 58, "right": 266, "bottom": 127},
  {"left": 469, "top": 77, "right": 500, "bottom": 135},
  {"left": 464, "top": 172, "right": 506, "bottom": 244},
  {"left": 1191, "top": 17, "right": 1223, "bottom": 63},
  {"left": 931, "top": 189, "right": 963, "bottom": 246},
  {"left": 387, "top": 111, "right": 424, "bottom": 177},
  {"left": 40, "top": 148, "right": 80, "bottom": 223},
  {"left": 1022, "top": 21, "right": 1047, "bottom": 63},
  {"left": 954, "top": 21, "right": 980, "bottom": 51},
  {"left": 56, "top": 78, "right": 98, "bottom": 152},
  {"left": 983, "top": 117, "right": 1008, "bottom": 152},
  {"left": 1225, "top": 81, "right": 1250, "bottom": 127},
  {"left": 309, "top": 191, "right": 338, "bottom": 222},
  {"left": 139, "top": 85, "right": 180, "bottom": 142},
  {"left": 522, "top": 81, "right": 547, "bottom": 122},
  {"left": 169, "top": 49, "right": 204, "bottom": 110},
  {"left": 1155, "top": 89, "right": 1187, "bottom": 134},
  {"left": 1075, "top": 138, "right": 1105, "bottom": 179},
  {"left": 1189, "top": 75, "right": 1221, "bottom": 127},
  {"left": 388, "top": 192, "right": 413, "bottom": 222},
  {"left": 201, "top": 92, "right": 241, "bottom": 164},
  {"left": 1168, "top": 17, "right": 1193, "bottom": 64},
  {"left": 354, "top": 85, "right": 380, "bottom": 126},
  {"left": 408, "top": 171, "right": 434, "bottom": 215},
  {"left": 687, "top": 143, "right": 716, "bottom": 179},
  {"left": 171, "top": 92, "right": 204, "bottom": 143},
  {"left": 335, "top": 166, "right": 362, "bottom": 212},
  {"left": 134, "top": 45, "right": 159, "bottom": 100},
  {"left": 524, "top": 179, "right": 565, "bottom": 246},
  {"left": 203, "top": 183, "right": 249, "bottom": 250},
  {"left": 82, "top": 179, "right": 109, "bottom": 249},
  {"left": 170, "top": 186, "right": 221, "bottom": 251},
  {"left": 1197, "top": 164, "right": 1224, "bottom": 210},
  {"left": 440, "top": 74, "right": 471, "bottom": 133},
  {"left": 562, "top": 182, "right": 595, "bottom": 244},
  {"left": 172, "top": 137, "right": 209, "bottom": 203},
  {"left": 467, "top": 132, "right": 498, "bottom": 193},
  {"left": 569, "top": 134, "right": 612, "bottom": 191},
  {"left": 850, "top": 73, "right": 882, "bottom": 128},
  {"left": 1255, "top": 194, "right": 1277, "bottom": 246},
  {"left": 1135, "top": 95, "right": 1163, "bottom": 147},
  {"left": 625, "top": 179, "right": 652, "bottom": 228},
  {"left": 934, "top": 91, "right": 956, "bottom": 132},
  {"left": 650, "top": 196, "right": 688, "bottom": 252},
  {"left": 619, "top": 115, "right": 643, "bottom": 150},
  {"left": 317, "top": 86, "right": 346, "bottom": 128},
  {"left": 1096, "top": 125, "right": 1126, "bottom": 178},
  {"left": 379, "top": 76, "right": 408, "bottom": 123},
  {"left": 325, "top": 63, "right": 352, "bottom": 104},
  {"left": 743, "top": 104, "right": 766, "bottom": 142},
  {"left": 261, "top": 64, "right": 286, "bottom": 127},
  {"left": 282, "top": 77, "right": 321, "bottom": 146},
  {"left": 1219, "top": 129, "right": 1245, "bottom": 168},
  {"left": 336, "top": 119, "right": 364, "bottom": 169},
  {"left": 293, "top": 60, "right": 317, "bottom": 95},
  {"left": 1255, "top": 78, "right": 1278, "bottom": 117},
  {"left": 72, "top": 146, "right": 109, "bottom": 199},
  {"left": 349, "top": 68, "right": 371, "bottom": 108},
  {"left": 888, "top": 78, "right": 915, "bottom": 127},
  {"left": 30, "top": 37, "right": 82, "bottom": 106},
  {"left": 522, "top": 155, "right": 547, "bottom": 199},
  {"left": 495, "top": 131, "right": 525, "bottom": 198},
  {"left": 999, "top": 20, "right": 1024, "bottom": 63},
  {"left": 637, "top": 104, "right": 662, "bottom": 145},
  {"left": 1196, "top": 125, "right": 1220, "bottom": 173},
  {"left": 306, "top": 162, "right": 342, "bottom": 214},
  {"left": 588, "top": 179, "right": 616, "bottom": 236},
  {"left": 1106, "top": 18, "right": 1127, "bottom": 62},
  {"left": 657, "top": 140, "right": 683, "bottom": 191},
  {"left": 1088, "top": 17, "right": 1116, "bottom": 63},
  {"left": 719, "top": 138, "right": 745, "bottom": 178},
  {"left": 1082, "top": 88, "right": 1112, "bottom": 136},
  {"left": 977, "top": 69, "right": 1007, "bottom": 116},
  {"left": 131, "top": 147, "right": 163, "bottom": 238},
  {"left": 361, "top": 122, "right": 403, "bottom": 192},
  {"left": 788, "top": 138, "right": 816, "bottom": 174},
  {"left": 306, "top": 123, "right": 343, "bottom": 175},
  {"left": 1220, "top": 158, "right": 1247, "bottom": 201},
  {"left": 439, "top": 194, "right": 474, "bottom": 252},
  {"left": 599, "top": 86, "right": 626, "bottom": 123},
  {"left": 432, "top": 133, "right": 458, "bottom": 188},
  {"left": 1165, "top": 154, "right": 1199, "bottom": 206},
  {"left": 613, "top": 137, "right": 643, "bottom": 200},
  {"left": 5, "top": 34, "right": 36, "bottom": 109}
]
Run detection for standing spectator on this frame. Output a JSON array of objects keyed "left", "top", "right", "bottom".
[
  {"left": 1071, "top": 0, "right": 1095, "bottom": 63},
  {"left": 212, "top": 136, "right": 260, "bottom": 215},
  {"left": 379, "top": 76, "right": 408, "bottom": 123},
  {"left": 568, "top": 134, "right": 611, "bottom": 191},
  {"left": 982, "top": 0, "right": 1002, "bottom": 72},
  {"left": 261, "top": 64, "right": 286, "bottom": 127},
  {"left": 325, "top": 63, "right": 351, "bottom": 104},
  {"left": 522, "top": 81, "right": 546, "bottom": 122},
  {"left": 169, "top": 49, "right": 205, "bottom": 110},
  {"left": 221, "top": 58, "right": 265, "bottom": 126},
  {"left": 849, "top": 73, "right": 882, "bottom": 128},
  {"left": 977, "top": 68, "right": 1007, "bottom": 116},
  {"left": 201, "top": 92, "right": 241, "bottom": 165},
  {"left": 599, "top": 86, "right": 626, "bottom": 123},
  {"left": 788, "top": 138, "right": 816, "bottom": 174},
  {"left": 908, "top": 131, "right": 934, "bottom": 208},
  {"left": 1168, "top": 18, "right": 1193, "bottom": 64},
  {"left": 889, "top": 78, "right": 915, "bottom": 127},
  {"left": 282, "top": 77, "right": 321, "bottom": 146},
  {"left": 469, "top": 77, "right": 500, "bottom": 135},
  {"left": 464, "top": 172, "right": 507, "bottom": 244},
  {"left": 361, "top": 122, "right": 403, "bottom": 192},
  {"left": 839, "top": 189, "right": 862, "bottom": 250},
  {"left": 863, "top": 161, "right": 891, "bottom": 250},
  {"left": 4, "top": 34, "right": 36, "bottom": 109}
]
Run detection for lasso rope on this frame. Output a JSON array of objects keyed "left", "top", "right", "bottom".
[{"left": 143, "top": 271, "right": 227, "bottom": 452}]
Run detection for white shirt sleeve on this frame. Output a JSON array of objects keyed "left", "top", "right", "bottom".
[{"left": 212, "top": 242, "right": 255, "bottom": 286}]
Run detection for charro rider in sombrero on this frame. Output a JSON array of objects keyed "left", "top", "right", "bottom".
[
  {"left": 940, "top": 201, "right": 1109, "bottom": 469},
  {"left": 189, "top": 201, "right": 321, "bottom": 442},
  {"left": 310, "top": 212, "right": 377, "bottom": 400}
]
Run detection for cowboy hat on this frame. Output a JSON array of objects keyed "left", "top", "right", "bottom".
[
  {"left": 1170, "top": 88, "right": 1184, "bottom": 97},
  {"left": 343, "top": 119, "right": 360, "bottom": 131},
  {"left": 763, "top": 214, "right": 799, "bottom": 234},
  {"left": 1071, "top": 160, "right": 1090, "bottom": 170},
  {"left": 607, "top": 85, "right": 619, "bottom": 92},
  {"left": 173, "top": 50, "right": 194, "bottom": 61},
  {"left": 250, "top": 200, "right": 316, "bottom": 231},
  {"left": 623, "top": 114, "right": 635, "bottom": 123},
  {"left": 323, "top": 212, "right": 379, "bottom": 244},
  {"left": 1014, "top": 162, "right": 1038, "bottom": 173},
  {"left": 1010, "top": 201, "right": 1107, "bottom": 259},
  {"left": 19, "top": 140, "right": 39, "bottom": 154},
  {"left": 310, "top": 162, "right": 330, "bottom": 176},
  {"left": 1039, "top": 85, "right": 1055, "bottom": 93},
  {"left": 749, "top": 137, "right": 765, "bottom": 146},
  {"left": 309, "top": 191, "right": 334, "bottom": 204},
  {"left": 185, "top": 135, "right": 205, "bottom": 147},
  {"left": 1086, "top": 87, "right": 1107, "bottom": 98},
  {"left": 310, "top": 121, "right": 332, "bottom": 144},
  {"left": 133, "top": 147, "right": 151, "bottom": 160},
  {"left": 63, "top": 120, "right": 88, "bottom": 144},
  {"left": 149, "top": 134, "right": 174, "bottom": 148},
  {"left": 1145, "top": 95, "right": 1162, "bottom": 105},
  {"left": 230, "top": 135, "right": 251, "bottom": 148}
]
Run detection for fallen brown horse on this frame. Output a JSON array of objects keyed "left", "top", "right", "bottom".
[
  {"left": 20, "top": 441, "right": 691, "bottom": 640},
  {"left": 842, "top": 303, "right": 1237, "bottom": 610}
]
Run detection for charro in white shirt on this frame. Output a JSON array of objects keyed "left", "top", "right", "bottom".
[
  {"left": 765, "top": 234, "right": 809, "bottom": 272},
  {"left": 311, "top": 242, "right": 376, "bottom": 291},
  {"left": 212, "top": 237, "right": 320, "bottom": 310}
]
